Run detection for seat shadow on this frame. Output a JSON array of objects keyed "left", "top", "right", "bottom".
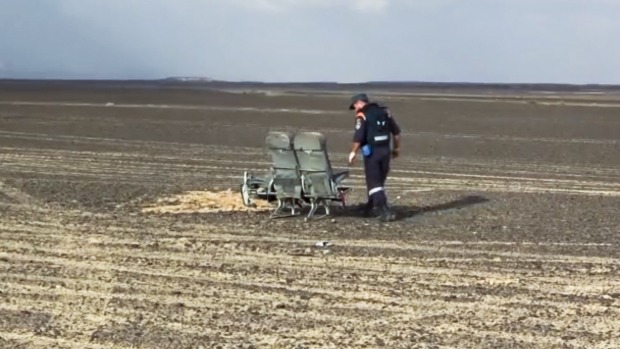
[{"left": 331, "top": 195, "right": 490, "bottom": 221}]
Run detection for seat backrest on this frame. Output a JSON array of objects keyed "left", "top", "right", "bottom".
[
  {"left": 292, "top": 132, "right": 337, "bottom": 198},
  {"left": 265, "top": 131, "right": 302, "bottom": 199}
]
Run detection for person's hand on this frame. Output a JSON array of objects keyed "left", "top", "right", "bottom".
[
  {"left": 348, "top": 151, "right": 357, "bottom": 165},
  {"left": 391, "top": 148, "right": 399, "bottom": 159}
]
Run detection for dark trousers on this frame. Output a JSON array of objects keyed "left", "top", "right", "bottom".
[{"left": 362, "top": 146, "right": 391, "bottom": 208}]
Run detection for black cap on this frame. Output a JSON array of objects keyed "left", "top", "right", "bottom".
[{"left": 348, "top": 93, "right": 369, "bottom": 110}]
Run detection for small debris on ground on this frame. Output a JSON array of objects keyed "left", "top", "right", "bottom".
[{"left": 141, "top": 189, "right": 273, "bottom": 214}]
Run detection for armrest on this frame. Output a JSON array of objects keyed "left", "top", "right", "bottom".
[{"left": 331, "top": 169, "right": 349, "bottom": 184}]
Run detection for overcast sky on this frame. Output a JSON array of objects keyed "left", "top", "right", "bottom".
[{"left": 1, "top": 0, "right": 619, "bottom": 83}]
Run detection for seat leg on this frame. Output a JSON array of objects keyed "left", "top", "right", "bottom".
[
  {"left": 271, "top": 198, "right": 301, "bottom": 219},
  {"left": 241, "top": 172, "right": 252, "bottom": 207},
  {"left": 289, "top": 199, "right": 300, "bottom": 216},
  {"left": 304, "top": 199, "right": 318, "bottom": 222},
  {"left": 305, "top": 199, "right": 331, "bottom": 222},
  {"left": 315, "top": 199, "right": 330, "bottom": 219},
  {"left": 270, "top": 198, "right": 284, "bottom": 218}
]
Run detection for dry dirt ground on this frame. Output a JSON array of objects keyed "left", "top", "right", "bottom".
[{"left": 1, "top": 81, "right": 619, "bottom": 348}]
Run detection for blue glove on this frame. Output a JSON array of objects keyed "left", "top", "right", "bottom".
[{"left": 362, "top": 144, "right": 372, "bottom": 157}]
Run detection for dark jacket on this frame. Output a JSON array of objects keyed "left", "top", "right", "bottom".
[{"left": 353, "top": 103, "right": 401, "bottom": 146}]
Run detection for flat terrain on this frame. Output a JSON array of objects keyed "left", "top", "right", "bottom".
[{"left": 1, "top": 81, "right": 619, "bottom": 348}]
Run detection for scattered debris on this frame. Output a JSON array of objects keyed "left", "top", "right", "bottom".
[
  {"left": 315, "top": 241, "right": 333, "bottom": 248},
  {"left": 141, "top": 189, "right": 273, "bottom": 214}
]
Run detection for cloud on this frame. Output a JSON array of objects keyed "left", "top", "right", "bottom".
[
  {"left": 0, "top": 0, "right": 619, "bottom": 83},
  {"left": 226, "top": 0, "right": 394, "bottom": 13},
  {"left": 353, "top": 0, "right": 390, "bottom": 13}
]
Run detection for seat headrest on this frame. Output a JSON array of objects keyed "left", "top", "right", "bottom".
[
  {"left": 265, "top": 131, "right": 294, "bottom": 149},
  {"left": 293, "top": 132, "right": 326, "bottom": 151}
]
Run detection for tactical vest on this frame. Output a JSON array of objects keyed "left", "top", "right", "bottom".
[{"left": 361, "top": 103, "right": 391, "bottom": 146}]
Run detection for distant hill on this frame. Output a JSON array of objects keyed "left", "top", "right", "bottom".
[
  {"left": 2, "top": 78, "right": 620, "bottom": 94},
  {"left": 158, "top": 78, "right": 620, "bottom": 93},
  {"left": 163, "top": 76, "right": 213, "bottom": 82}
]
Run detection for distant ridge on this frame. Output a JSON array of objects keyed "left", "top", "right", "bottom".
[
  {"left": 179, "top": 80, "right": 620, "bottom": 94},
  {"left": 162, "top": 78, "right": 620, "bottom": 92},
  {"left": 163, "top": 76, "right": 213, "bottom": 82},
  {"left": 1, "top": 78, "right": 620, "bottom": 93}
]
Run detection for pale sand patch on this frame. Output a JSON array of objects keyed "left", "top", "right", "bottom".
[{"left": 140, "top": 189, "right": 273, "bottom": 214}]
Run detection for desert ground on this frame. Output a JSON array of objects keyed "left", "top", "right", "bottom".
[{"left": 0, "top": 80, "right": 619, "bottom": 348}]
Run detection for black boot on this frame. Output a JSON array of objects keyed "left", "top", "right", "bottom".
[
  {"left": 358, "top": 201, "right": 374, "bottom": 217},
  {"left": 378, "top": 204, "right": 396, "bottom": 222}
]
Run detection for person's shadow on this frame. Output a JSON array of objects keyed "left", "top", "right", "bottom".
[{"left": 332, "top": 194, "right": 490, "bottom": 221}]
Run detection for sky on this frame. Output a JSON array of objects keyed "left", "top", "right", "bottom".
[{"left": 1, "top": 0, "right": 619, "bottom": 83}]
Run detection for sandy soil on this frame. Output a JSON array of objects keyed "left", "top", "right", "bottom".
[
  {"left": 0, "top": 81, "right": 619, "bottom": 348},
  {"left": 141, "top": 189, "right": 274, "bottom": 214}
]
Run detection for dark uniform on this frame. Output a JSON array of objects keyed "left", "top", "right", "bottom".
[{"left": 351, "top": 97, "right": 401, "bottom": 221}]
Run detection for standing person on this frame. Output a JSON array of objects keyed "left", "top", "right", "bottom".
[{"left": 347, "top": 93, "right": 401, "bottom": 222}]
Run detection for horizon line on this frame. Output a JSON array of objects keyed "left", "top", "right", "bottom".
[{"left": 1, "top": 77, "right": 620, "bottom": 88}]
